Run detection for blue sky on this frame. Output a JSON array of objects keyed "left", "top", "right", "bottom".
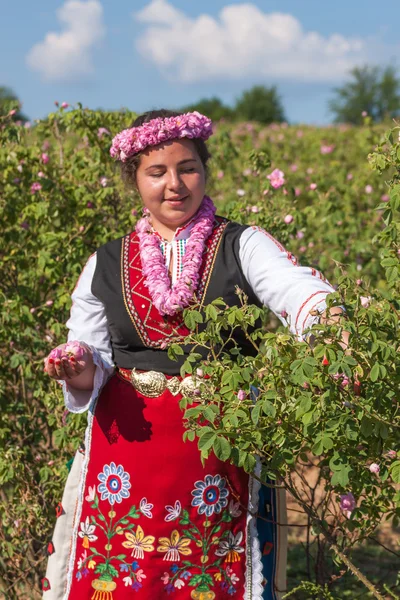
[{"left": 1, "top": 0, "right": 400, "bottom": 124}]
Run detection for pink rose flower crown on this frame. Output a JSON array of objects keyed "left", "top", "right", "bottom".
[{"left": 110, "top": 111, "right": 213, "bottom": 162}]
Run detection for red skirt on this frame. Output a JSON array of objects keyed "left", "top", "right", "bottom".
[{"left": 43, "top": 373, "right": 287, "bottom": 600}]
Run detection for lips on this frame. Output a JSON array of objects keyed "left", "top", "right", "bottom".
[{"left": 165, "top": 195, "right": 188, "bottom": 202}]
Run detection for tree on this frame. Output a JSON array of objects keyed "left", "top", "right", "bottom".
[
  {"left": 0, "top": 86, "right": 28, "bottom": 122},
  {"left": 234, "top": 85, "right": 286, "bottom": 124},
  {"left": 329, "top": 65, "right": 400, "bottom": 124},
  {"left": 180, "top": 97, "right": 234, "bottom": 122}
]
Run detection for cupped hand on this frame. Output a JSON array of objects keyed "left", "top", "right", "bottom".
[{"left": 44, "top": 341, "right": 92, "bottom": 381}]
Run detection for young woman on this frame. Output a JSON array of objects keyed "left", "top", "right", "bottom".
[{"left": 43, "top": 110, "right": 345, "bottom": 600}]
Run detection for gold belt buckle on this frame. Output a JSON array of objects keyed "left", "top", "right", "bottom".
[{"left": 130, "top": 369, "right": 208, "bottom": 400}]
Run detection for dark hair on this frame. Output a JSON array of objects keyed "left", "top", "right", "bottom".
[{"left": 120, "top": 109, "right": 211, "bottom": 186}]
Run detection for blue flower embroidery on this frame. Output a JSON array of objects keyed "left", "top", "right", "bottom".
[
  {"left": 97, "top": 462, "right": 131, "bottom": 505},
  {"left": 191, "top": 474, "right": 229, "bottom": 517}
]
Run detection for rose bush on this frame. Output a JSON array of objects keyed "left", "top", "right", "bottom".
[{"left": 0, "top": 106, "right": 398, "bottom": 598}]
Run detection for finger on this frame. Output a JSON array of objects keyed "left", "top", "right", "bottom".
[
  {"left": 54, "top": 359, "right": 66, "bottom": 379},
  {"left": 62, "top": 358, "right": 77, "bottom": 379},
  {"left": 45, "top": 358, "right": 56, "bottom": 377}
]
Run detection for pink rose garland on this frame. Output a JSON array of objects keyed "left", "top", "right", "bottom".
[
  {"left": 110, "top": 112, "right": 213, "bottom": 162},
  {"left": 136, "top": 196, "right": 216, "bottom": 316}
]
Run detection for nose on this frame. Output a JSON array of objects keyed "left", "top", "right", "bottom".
[{"left": 166, "top": 168, "right": 184, "bottom": 192}]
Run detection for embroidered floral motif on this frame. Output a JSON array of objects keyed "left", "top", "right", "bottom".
[
  {"left": 139, "top": 497, "right": 153, "bottom": 519},
  {"left": 191, "top": 474, "right": 229, "bottom": 516},
  {"left": 165, "top": 500, "right": 181, "bottom": 522},
  {"left": 74, "top": 470, "right": 154, "bottom": 598},
  {"left": 122, "top": 525, "right": 155, "bottom": 559},
  {"left": 85, "top": 485, "right": 96, "bottom": 502},
  {"left": 215, "top": 531, "right": 244, "bottom": 562},
  {"left": 78, "top": 516, "right": 98, "bottom": 548},
  {"left": 41, "top": 577, "right": 51, "bottom": 591},
  {"left": 228, "top": 500, "right": 242, "bottom": 518},
  {"left": 97, "top": 462, "right": 131, "bottom": 505},
  {"left": 47, "top": 541, "right": 55, "bottom": 555},
  {"left": 55, "top": 501, "right": 63, "bottom": 518},
  {"left": 157, "top": 530, "right": 192, "bottom": 561},
  {"left": 161, "top": 476, "right": 243, "bottom": 597}
]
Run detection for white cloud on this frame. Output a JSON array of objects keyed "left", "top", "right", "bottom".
[
  {"left": 135, "top": 1, "right": 367, "bottom": 83},
  {"left": 26, "top": 0, "right": 105, "bottom": 82}
]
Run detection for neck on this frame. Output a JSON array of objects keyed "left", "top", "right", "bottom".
[{"left": 148, "top": 217, "right": 180, "bottom": 242}]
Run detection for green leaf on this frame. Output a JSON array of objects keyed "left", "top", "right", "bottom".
[
  {"left": 262, "top": 399, "right": 276, "bottom": 418},
  {"left": 213, "top": 436, "right": 231, "bottom": 461},
  {"left": 251, "top": 402, "right": 262, "bottom": 425},
  {"left": 331, "top": 464, "right": 352, "bottom": 487},
  {"left": 198, "top": 431, "right": 217, "bottom": 452},
  {"left": 390, "top": 461, "right": 400, "bottom": 484},
  {"left": 370, "top": 363, "right": 380, "bottom": 382},
  {"left": 360, "top": 416, "right": 374, "bottom": 438}
]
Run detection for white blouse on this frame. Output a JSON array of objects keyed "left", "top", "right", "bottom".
[{"left": 63, "top": 223, "right": 335, "bottom": 413}]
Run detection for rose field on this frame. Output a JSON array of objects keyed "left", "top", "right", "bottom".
[{"left": 0, "top": 106, "right": 399, "bottom": 599}]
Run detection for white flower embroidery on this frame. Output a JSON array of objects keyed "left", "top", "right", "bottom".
[
  {"left": 226, "top": 566, "right": 240, "bottom": 585},
  {"left": 77, "top": 550, "right": 87, "bottom": 570},
  {"left": 78, "top": 517, "right": 98, "bottom": 548},
  {"left": 136, "top": 569, "right": 146, "bottom": 583},
  {"left": 123, "top": 576, "right": 133, "bottom": 587},
  {"left": 85, "top": 485, "right": 96, "bottom": 503},
  {"left": 228, "top": 500, "right": 242, "bottom": 518},
  {"left": 161, "top": 572, "right": 170, "bottom": 584},
  {"left": 174, "top": 579, "right": 185, "bottom": 589},
  {"left": 164, "top": 500, "right": 181, "bottom": 522},
  {"left": 215, "top": 531, "right": 245, "bottom": 562},
  {"left": 140, "top": 497, "right": 154, "bottom": 519}
]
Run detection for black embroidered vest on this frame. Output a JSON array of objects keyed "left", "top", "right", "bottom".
[{"left": 91, "top": 218, "right": 262, "bottom": 374}]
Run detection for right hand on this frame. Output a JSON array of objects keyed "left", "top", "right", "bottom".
[{"left": 44, "top": 341, "right": 93, "bottom": 382}]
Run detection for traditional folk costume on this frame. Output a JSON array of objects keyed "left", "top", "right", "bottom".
[{"left": 42, "top": 114, "right": 335, "bottom": 600}]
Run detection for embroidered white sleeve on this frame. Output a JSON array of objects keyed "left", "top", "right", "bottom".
[
  {"left": 239, "top": 226, "right": 338, "bottom": 339},
  {"left": 62, "top": 252, "right": 115, "bottom": 413}
]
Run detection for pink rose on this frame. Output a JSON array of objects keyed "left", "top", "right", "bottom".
[
  {"left": 360, "top": 296, "right": 371, "bottom": 308},
  {"left": 365, "top": 185, "right": 373, "bottom": 194},
  {"left": 387, "top": 450, "right": 397, "bottom": 459},
  {"left": 320, "top": 144, "right": 335, "bottom": 155},
  {"left": 65, "top": 341, "right": 85, "bottom": 359},
  {"left": 309, "top": 183, "right": 317, "bottom": 190},
  {"left": 340, "top": 492, "right": 356, "bottom": 515},
  {"left": 369, "top": 463, "right": 380, "bottom": 474},
  {"left": 237, "top": 390, "right": 247, "bottom": 401},
  {"left": 61, "top": 102, "right": 69, "bottom": 109},
  {"left": 41, "top": 153, "right": 49, "bottom": 164},
  {"left": 284, "top": 214, "right": 294, "bottom": 224},
  {"left": 97, "top": 127, "right": 110, "bottom": 138},
  {"left": 267, "top": 168, "right": 285, "bottom": 189},
  {"left": 30, "top": 182, "right": 42, "bottom": 194}
]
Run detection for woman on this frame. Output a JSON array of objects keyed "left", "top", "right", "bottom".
[{"left": 43, "top": 110, "right": 344, "bottom": 600}]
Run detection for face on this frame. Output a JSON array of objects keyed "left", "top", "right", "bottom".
[{"left": 135, "top": 138, "right": 206, "bottom": 240}]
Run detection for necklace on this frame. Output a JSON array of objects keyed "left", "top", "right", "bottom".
[{"left": 135, "top": 196, "right": 216, "bottom": 316}]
